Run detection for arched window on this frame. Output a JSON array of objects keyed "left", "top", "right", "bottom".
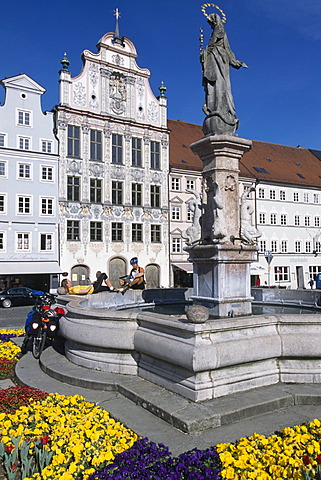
[
  {"left": 70, "top": 264, "right": 90, "bottom": 285},
  {"left": 145, "top": 264, "right": 160, "bottom": 289},
  {"left": 109, "top": 257, "right": 126, "bottom": 288}
]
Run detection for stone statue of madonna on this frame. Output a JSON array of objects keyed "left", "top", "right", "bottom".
[{"left": 201, "top": 12, "right": 247, "bottom": 136}]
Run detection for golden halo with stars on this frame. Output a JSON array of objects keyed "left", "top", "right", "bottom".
[{"left": 201, "top": 3, "right": 227, "bottom": 23}]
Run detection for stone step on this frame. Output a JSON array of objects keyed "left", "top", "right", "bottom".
[
  {"left": 14, "top": 342, "right": 321, "bottom": 455},
  {"left": 15, "top": 339, "right": 320, "bottom": 434}
]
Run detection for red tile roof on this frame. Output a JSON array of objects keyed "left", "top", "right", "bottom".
[{"left": 168, "top": 119, "right": 321, "bottom": 187}]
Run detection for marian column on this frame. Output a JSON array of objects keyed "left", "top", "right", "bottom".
[{"left": 186, "top": 4, "right": 259, "bottom": 317}]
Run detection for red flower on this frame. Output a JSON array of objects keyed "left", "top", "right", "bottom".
[
  {"left": 40, "top": 435, "right": 49, "bottom": 445},
  {"left": 303, "top": 455, "right": 311, "bottom": 465},
  {"left": 5, "top": 444, "right": 14, "bottom": 453},
  {"left": 317, "top": 454, "right": 321, "bottom": 465},
  {"left": 0, "top": 386, "right": 48, "bottom": 414}
]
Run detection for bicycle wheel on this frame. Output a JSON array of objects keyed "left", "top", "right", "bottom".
[{"left": 32, "top": 330, "right": 47, "bottom": 359}]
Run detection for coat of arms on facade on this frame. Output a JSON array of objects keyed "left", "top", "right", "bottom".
[{"left": 109, "top": 72, "right": 126, "bottom": 115}]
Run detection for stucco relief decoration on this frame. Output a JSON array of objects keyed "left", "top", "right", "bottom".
[
  {"left": 133, "top": 208, "right": 142, "bottom": 220},
  {"left": 82, "top": 221, "right": 89, "bottom": 249},
  {"left": 112, "top": 206, "right": 124, "bottom": 218},
  {"left": 148, "top": 102, "right": 158, "bottom": 123},
  {"left": 57, "top": 120, "right": 67, "bottom": 130},
  {"left": 89, "top": 163, "right": 104, "bottom": 177},
  {"left": 151, "top": 172, "right": 161, "bottom": 184},
  {"left": 137, "top": 104, "right": 145, "bottom": 121},
  {"left": 59, "top": 203, "right": 68, "bottom": 216},
  {"left": 89, "top": 63, "right": 99, "bottom": 87},
  {"left": 69, "top": 204, "right": 81, "bottom": 216},
  {"left": 132, "top": 243, "right": 144, "bottom": 255},
  {"left": 137, "top": 78, "right": 145, "bottom": 98},
  {"left": 112, "top": 54, "right": 124, "bottom": 66},
  {"left": 111, "top": 244, "right": 125, "bottom": 255},
  {"left": 151, "top": 210, "right": 162, "bottom": 220},
  {"left": 124, "top": 208, "right": 132, "bottom": 219},
  {"left": 73, "top": 82, "right": 86, "bottom": 106},
  {"left": 92, "top": 206, "right": 102, "bottom": 219},
  {"left": 131, "top": 169, "right": 144, "bottom": 182},
  {"left": 102, "top": 206, "right": 111, "bottom": 218},
  {"left": 68, "top": 160, "right": 81, "bottom": 174},
  {"left": 88, "top": 64, "right": 99, "bottom": 109},
  {"left": 80, "top": 205, "right": 91, "bottom": 217},
  {"left": 111, "top": 165, "right": 125, "bottom": 180},
  {"left": 151, "top": 245, "right": 162, "bottom": 255},
  {"left": 109, "top": 72, "right": 126, "bottom": 115},
  {"left": 66, "top": 242, "right": 81, "bottom": 257},
  {"left": 90, "top": 242, "right": 104, "bottom": 256},
  {"left": 225, "top": 175, "right": 236, "bottom": 191},
  {"left": 90, "top": 92, "right": 99, "bottom": 110}
]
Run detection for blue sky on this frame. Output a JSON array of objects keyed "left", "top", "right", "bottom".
[{"left": 0, "top": 0, "right": 320, "bottom": 149}]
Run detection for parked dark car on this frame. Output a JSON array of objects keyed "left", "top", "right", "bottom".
[{"left": 0, "top": 287, "right": 35, "bottom": 308}]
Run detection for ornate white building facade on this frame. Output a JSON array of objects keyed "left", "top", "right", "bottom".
[{"left": 56, "top": 31, "right": 169, "bottom": 287}]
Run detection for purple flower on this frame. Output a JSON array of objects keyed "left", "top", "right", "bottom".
[
  {"left": 87, "top": 438, "right": 222, "bottom": 480},
  {"left": 0, "top": 333, "right": 24, "bottom": 343}
]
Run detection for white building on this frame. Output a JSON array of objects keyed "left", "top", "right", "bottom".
[
  {"left": 56, "top": 27, "right": 170, "bottom": 288},
  {"left": 0, "top": 74, "right": 60, "bottom": 292},
  {"left": 168, "top": 120, "right": 321, "bottom": 289}
]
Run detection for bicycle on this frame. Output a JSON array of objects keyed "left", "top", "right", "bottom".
[{"left": 22, "top": 293, "right": 65, "bottom": 359}]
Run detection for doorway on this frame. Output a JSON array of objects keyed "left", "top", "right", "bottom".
[
  {"left": 71, "top": 265, "right": 90, "bottom": 285},
  {"left": 296, "top": 266, "right": 304, "bottom": 288}
]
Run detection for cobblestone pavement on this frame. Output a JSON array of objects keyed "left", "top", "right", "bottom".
[{"left": 0, "top": 304, "right": 30, "bottom": 329}]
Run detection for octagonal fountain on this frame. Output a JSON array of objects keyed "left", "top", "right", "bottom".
[{"left": 58, "top": 288, "right": 321, "bottom": 403}]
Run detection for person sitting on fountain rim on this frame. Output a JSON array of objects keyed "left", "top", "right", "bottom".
[
  {"left": 119, "top": 258, "right": 145, "bottom": 295},
  {"left": 92, "top": 271, "right": 116, "bottom": 293},
  {"left": 57, "top": 273, "right": 116, "bottom": 295}
]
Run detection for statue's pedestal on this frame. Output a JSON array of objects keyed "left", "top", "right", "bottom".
[
  {"left": 188, "top": 135, "right": 256, "bottom": 317},
  {"left": 187, "top": 244, "right": 257, "bottom": 317}
]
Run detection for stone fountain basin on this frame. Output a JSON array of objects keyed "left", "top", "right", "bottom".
[{"left": 58, "top": 291, "right": 321, "bottom": 402}]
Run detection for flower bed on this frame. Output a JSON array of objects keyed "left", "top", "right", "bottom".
[
  {"left": 0, "top": 386, "right": 48, "bottom": 414},
  {"left": 0, "top": 329, "right": 24, "bottom": 380},
  {"left": 0, "top": 393, "right": 138, "bottom": 479},
  {"left": 0, "top": 329, "right": 24, "bottom": 344},
  {"left": 0, "top": 329, "right": 320, "bottom": 479},
  {"left": 0, "top": 357, "right": 17, "bottom": 379},
  {"left": 216, "top": 420, "right": 321, "bottom": 479},
  {"left": 0, "top": 339, "right": 21, "bottom": 361},
  {"left": 87, "top": 437, "right": 222, "bottom": 479}
]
